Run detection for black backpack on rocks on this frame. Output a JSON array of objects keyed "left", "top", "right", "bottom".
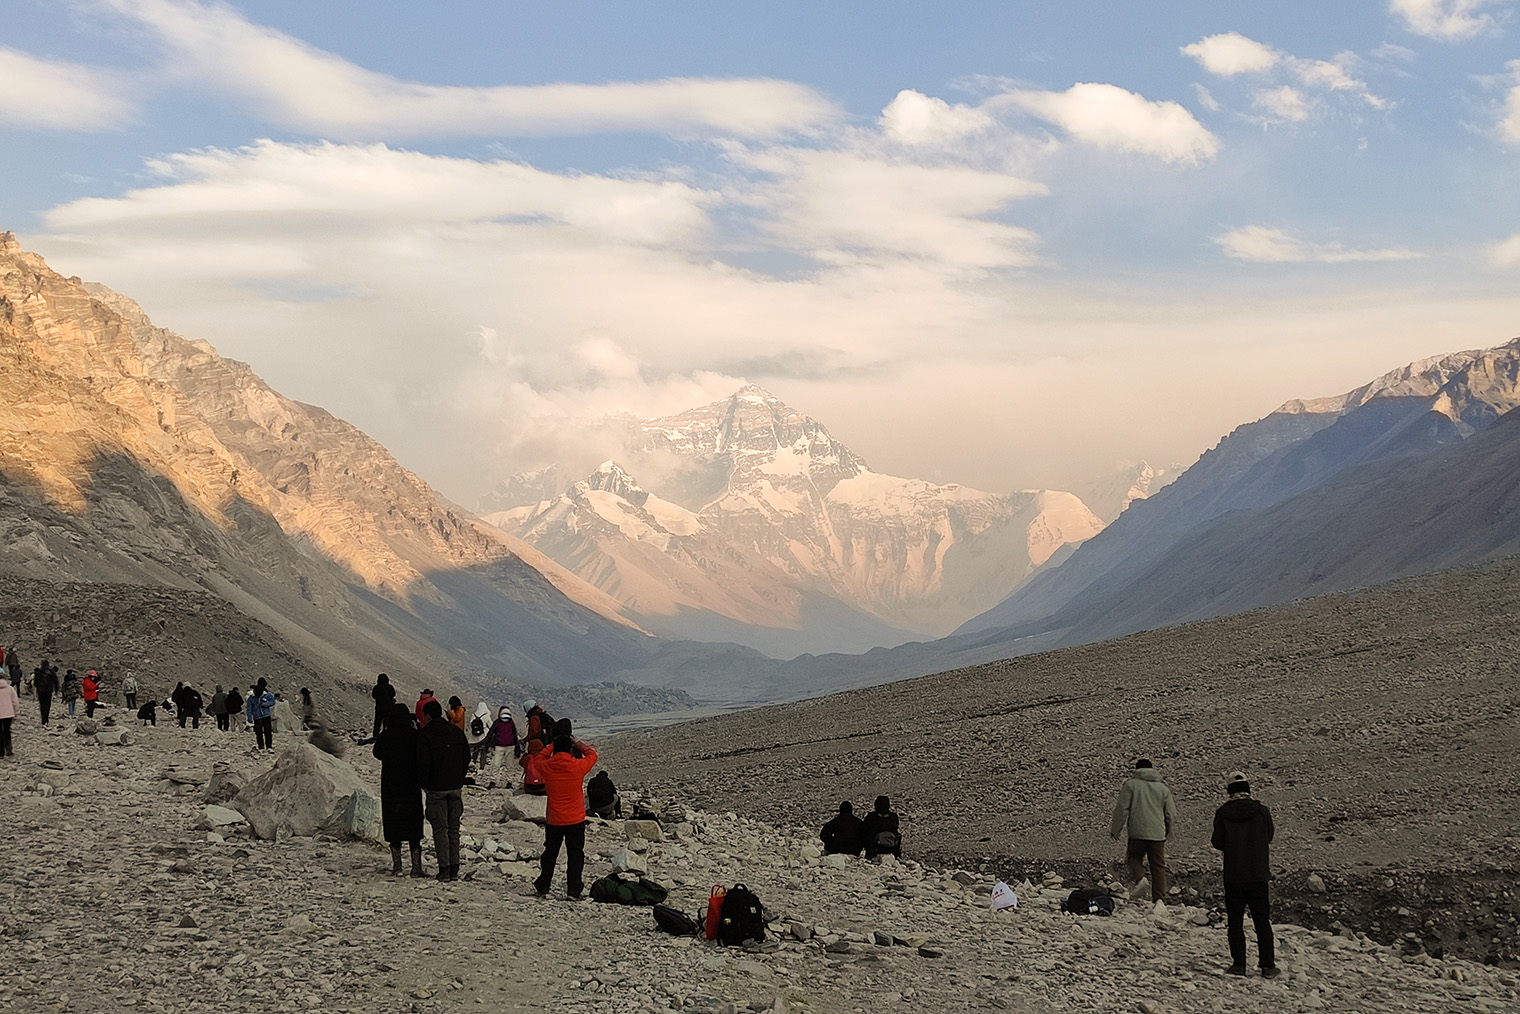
[
  {"left": 652, "top": 904, "right": 700, "bottom": 936},
  {"left": 1061, "top": 888, "right": 1115, "bottom": 916},
  {"left": 717, "top": 883, "right": 766, "bottom": 945}
]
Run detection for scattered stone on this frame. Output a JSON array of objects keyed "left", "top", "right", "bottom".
[
  {"left": 625, "top": 819, "right": 664, "bottom": 841},
  {"left": 1307, "top": 874, "right": 1327, "bottom": 893},
  {"left": 74, "top": 718, "right": 98, "bottom": 735}
]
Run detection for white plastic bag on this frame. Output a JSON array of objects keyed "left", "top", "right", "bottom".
[{"left": 989, "top": 880, "right": 1018, "bottom": 911}]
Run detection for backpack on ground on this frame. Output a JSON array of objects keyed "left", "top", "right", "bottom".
[
  {"left": 652, "top": 904, "right": 700, "bottom": 936},
  {"left": 589, "top": 873, "right": 669, "bottom": 906},
  {"left": 1061, "top": 888, "right": 1115, "bottom": 916},
  {"left": 716, "top": 883, "right": 766, "bottom": 946}
]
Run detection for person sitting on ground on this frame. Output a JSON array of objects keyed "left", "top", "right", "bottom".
[
  {"left": 136, "top": 699, "right": 158, "bottom": 726},
  {"left": 587, "top": 769, "right": 622, "bottom": 820},
  {"left": 518, "top": 736, "right": 547, "bottom": 795},
  {"left": 861, "top": 795, "right": 903, "bottom": 859},
  {"left": 532, "top": 733, "right": 599, "bottom": 899},
  {"left": 373, "top": 703, "right": 426, "bottom": 878},
  {"left": 446, "top": 695, "right": 467, "bottom": 731},
  {"left": 821, "top": 801, "right": 864, "bottom": 857},
  {"left": 1212, "top": 772, "right": 1279, "bottom": 979}
]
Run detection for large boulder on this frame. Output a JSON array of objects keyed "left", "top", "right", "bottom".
[
  {"left": 498, "top": 794, "right": 548, "bottom": 825},
  {"left": 271, "top": 699, "right": 297, "bottom": 734},
  {"left": 231, "top": 743, "right": 380, "bottom": 842},
  {"left": 202, "top": 760, "right": 261, "bottom": 805}
]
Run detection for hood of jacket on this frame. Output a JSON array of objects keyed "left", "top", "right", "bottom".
[
  {"left": 1131, "top": 768, "right": 1164, "bottom": 783},
  {"left": 1216, "top": 796, "right": 1266, "bottom": 822}
]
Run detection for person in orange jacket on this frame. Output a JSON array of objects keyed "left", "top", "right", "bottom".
[
  {"left": 446, "top": 695, "right": 467, "bottom": 730},
  {"left": 518, "top": 737, "right": 547, "bottom": 795},
  {"left": 530, "top": 733, "right": 598, "bottom": 899}
]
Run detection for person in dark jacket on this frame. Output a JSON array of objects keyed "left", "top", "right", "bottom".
[
  {"left": 34, "top": 661, "right": 58, "bottom": 725},
  {"left": 587, "top": 770, "right": 621, "bottom": 819},
  {"left": 1211, "top": 772, "right": 1279, "bottom": 979},
  {"left": 371, "top": 673, "right": 396, "bottom": 738},
  {"left": 821, "top": 801, "right": 864, "bottom": 856},
  {"left": 373, "top": 703, "right": 426, "bottom": 877},
  {"left": 210, "top": 685, "right": 228, "bottom": 731},
  {"left": 62, "top": 669, "right": 82, "bottom": 716},
  {"left": 225, "top": 686, "right": 243, "bottom": 729},
  {"left": 861, "top": 795, "right": 902, "bottom": 858},
  {"left": 179, "top": 684, "right": 203, "bottom": 729},
  {"left": 416, "top": 698, "right": 469, "bottom": 882}
]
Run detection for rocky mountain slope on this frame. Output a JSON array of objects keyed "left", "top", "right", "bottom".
[
  {"left": 491, "top": 387, "right": 1103, "bottom": 656},
  {"left": 0, "top": 232, "right": 678, "bottom": 693},
  {"left": 960, "top": 338, "right": 1520, "bottom": 639},
  {"left": 4, "top": 691, "right": 1515, "bottom": 1014},
  {"left": 606, "top": 553, "right": 1520, "bottom": 970}
]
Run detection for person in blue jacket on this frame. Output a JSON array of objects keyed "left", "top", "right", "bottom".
[{"left": 246, "top": 678, "right": 276, "bottom": 751}]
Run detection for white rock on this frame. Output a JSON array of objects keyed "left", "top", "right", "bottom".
[{"left": 232, "top": 743, "right": 381, "bottom": 842}]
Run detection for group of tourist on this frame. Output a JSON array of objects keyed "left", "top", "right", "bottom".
[
  {"left": 819, "top": 796, "right": 903, "bottom": 859},
  {"left": 367, "top": 673, "right": 604, "bottom": 894}
]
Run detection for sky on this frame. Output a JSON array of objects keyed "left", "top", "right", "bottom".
[{"left": 4, "top": 0, "right": 1520, "bottom": 505}]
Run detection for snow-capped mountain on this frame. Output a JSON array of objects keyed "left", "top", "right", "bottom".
[
  {"left": 1074, "top": 462, "right": 1181, "bottom": 523},
  {"left": 487, "top": 386, "right": 1104, "bottom": 655}
]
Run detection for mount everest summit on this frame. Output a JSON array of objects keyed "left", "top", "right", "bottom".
[{"left": 485, "top": 386, "right": 1105, "bottom": 656}]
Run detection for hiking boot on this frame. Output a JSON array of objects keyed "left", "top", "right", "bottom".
[
  {"left": 1261, "top": 966, "right": 1281, "bottom": 979},
  {"left": 409, "top": 844, "right": 425, "bottom": 878},
  {"left": 447, "top": 865, "right": 459, "bottom": 882},
  {"left": 1225, "top": 965, "right": 1249, "bottom": 976},
  {"left": 390, "top": 844, "right": 403, "bottom": 876}
]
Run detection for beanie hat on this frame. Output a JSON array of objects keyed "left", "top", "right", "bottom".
[
  {"left": 1135, "top": 758, "right": 1153, "bottom": 768},
  {"left": 1226, "top": 771, "right": 1251, "bottom": 795}
]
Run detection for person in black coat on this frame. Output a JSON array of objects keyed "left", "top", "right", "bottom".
[
  {"left": 861, "top": 795, "right": 902, "bottom": 858},
  {"left": 416, "top": 698, "right": 469, "bottom": 882},
  {"left": 371, "top": 673, "right": 396, "bottom": 739},
  {"left": 1211, "top": 773, "right": 1279, "bottom": 978},
  {"left": 820, "top": 801, "right": 864, "bottom": 856},
  {"left": 372, "top": 703, "right": 425, "bottom": 877}
]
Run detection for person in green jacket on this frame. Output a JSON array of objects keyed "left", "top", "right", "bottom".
[{"left": 1110, "top": 758, "right": 1178, "bottom": 902}]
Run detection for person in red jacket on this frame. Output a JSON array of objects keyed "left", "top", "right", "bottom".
[
  {"left": 531, "top": 734, "right": 598, "bottom": 899},
  {"left": 414, "top": 689, "right": 436, "bottom": 727},
  {"left": 82, "top": 670, "right": 100, "bottom": 718}
]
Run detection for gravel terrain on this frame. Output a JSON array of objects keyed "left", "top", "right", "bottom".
[
  {"left": 604, "top": 555, "right": 1520, "bottom": 968},
  {"left": 4, "top": 705, "right": 1518, "bottom": 1014}
]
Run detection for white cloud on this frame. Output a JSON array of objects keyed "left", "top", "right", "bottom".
[
  {"left": 879, "top": 90, "right": 996, "bottom": 147},
  {"left": 1500, "top": 60, "right": 1520, "bottom": 142},
  {"left": 992, "top": 83, "right": 1220, "bottom": 164},
  {"left": 0, "top": 47, "right": 135, "bottom": 130},
  {"left": 94, "top": 0, "right": 836, "bottom": 138},
  {"left": 1253, "top": 86, "right": 1312, "bottom": 122},
  {"left": 1216, "top": 225, "right": 1420, "bottom": 263},
  {"left": 1490, "top": 233, "right": 1520, "bottom": 265},
  {"left": 734, "top": 146, "right": 1044, "bottom": 269},
  {"left": 1181, "top": 33, "right": 1280, "bottom": 76},
  {"left": 1192, "top": 84, "right": 1222, "bottom": 113},
  {"left": 1389, "top": 0, "right": 1508, "bottom": 40}
]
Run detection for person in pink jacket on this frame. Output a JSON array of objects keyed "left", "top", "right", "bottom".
[{"left": 0, "top": 676, "right": 20, "bottom": 757}]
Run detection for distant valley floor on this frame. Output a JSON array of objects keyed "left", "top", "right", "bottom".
[{"left": 603, "top": 555, "right": 1520, "bottom": 966}]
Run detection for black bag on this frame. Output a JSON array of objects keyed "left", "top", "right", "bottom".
[
  {"left": 589, "top": 873, "right": 669, "bottom": 906},
  {"left": 1061, "top": 888, "right": 1115, "bottom": 916},
  {"left": 470, "top": 716, "right": 485, "bottom": 737},
  {"left": 652, "top": 905, "right": 700, "bottom": 936},
  {"left": 717, "top": 883, "right": 766, "bottom": 945},
  {"left": 873, "top": 829, "right": 901, "bottom": 853}
]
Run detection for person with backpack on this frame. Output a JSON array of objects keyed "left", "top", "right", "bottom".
[
  {"left": 587, "top": 770, "right": 622, "bottom": 819},
  {"left": 518, "top": 736, "right": 547, "bottom": 795},
  {"left": 821, "top": 801, "right": 864, "bottom": 857},
  {"left": 371, "top": 673, "right": 396, "bottom": 739},
  {"left": 1212, "top": 772, "right": 1279, "bottom": 978},
  {"left": 861, "top": 795, "right": 902, "bottom": 859},
  {"left": 1111, "top": 758, "right": 1178, "bottom": 903},
  {"left": 416, "top": 698, "right": 469, "bottom": 882},
  {"left": 465, "top": 702, "right": 493, "bottom": 768},
  {"left": 530, "top": 733, "right": 598, "bottom": 899},
  {"left": 247, "top": 679, "right": 276, "bottom": 750},
  {"left": 373, "top": 703, "right": 426, "bottom": 878},
  {"left": 62, "top": 669, "right": 81, "bottom": 716}
]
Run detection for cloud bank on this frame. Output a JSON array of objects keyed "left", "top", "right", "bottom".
[{"left": 0, "top": 47, "right": 135, "bottom": 130}]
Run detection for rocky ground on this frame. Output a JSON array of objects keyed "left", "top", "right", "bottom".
[
  {"left": 604, "top": 557, "right": 1520, "bottom": 970},
  {"left": 3, "top": 695, "right": 1518, "bottom": 1014}
]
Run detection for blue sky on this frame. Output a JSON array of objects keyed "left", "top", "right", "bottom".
[{"left": 4, "top": 0, "right": 1520, "bottom": 503}]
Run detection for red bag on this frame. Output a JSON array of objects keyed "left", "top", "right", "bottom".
[{"left": 704, "top": 885, "right": 725, "bottom": 940}]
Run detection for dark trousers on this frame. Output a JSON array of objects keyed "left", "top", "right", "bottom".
[
  {"left": 216, "top": 713, "right": 230, "bottom": 731},
  {"left": 1225, "top": 881, "right": 1275, "bottom": 969},
  {"left": 125, "top": 692, "right": 136, "bottom": 710},
  {"left": 372, "top": 708, "right": 386, "bottom": 739},
  {"left": 85, "top": 700, "right": 97, "bottom": 718},
  {"left": 38, "top": 691, "right": 53, "bottom": 725},
  {"left": 0, "top": 716, "right": 12, "bottom": 756},
  {"left": 253, "top": 716, "right": 273, "bottom": 749},
  {"left": 536, "top": 821, "right": 587, "bottom": 897},
  {"left": 425, "top": 789, "right": 463, "bottom": 870},
  {"left": 179, "top": 712, "right": 200, "bottom": 729},
  {"left": 1127, "top": 838, "right": 1168, "bottom": 900}
]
